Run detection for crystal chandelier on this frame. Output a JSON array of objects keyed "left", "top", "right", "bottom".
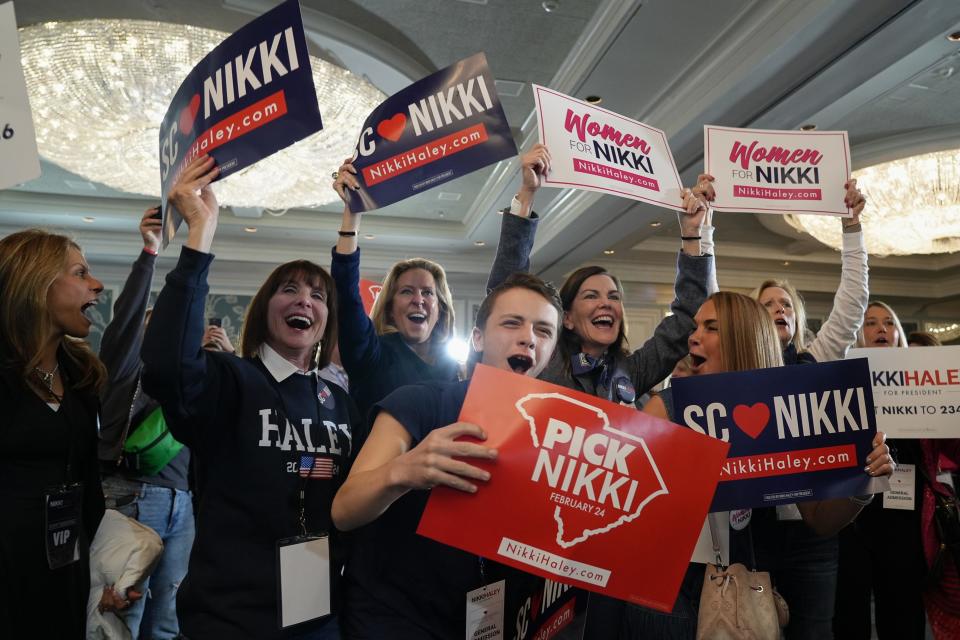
[
  {"left": 785, "top": 149, "right": 960, "bottom": 256},
  {"left": 18, "top": 20, "right": 385, "bottom": 208}
]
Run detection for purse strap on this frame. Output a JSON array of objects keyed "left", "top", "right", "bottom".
[
  {"left": 708, "top": 511, "right": 759, "bottom": 571},
  {"left": 706, "top": 512, "right": 725, "bottom": 569}
]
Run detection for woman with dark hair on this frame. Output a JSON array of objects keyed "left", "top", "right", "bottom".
[
  {"left": 142, "top": 155, "right": 359, "bottom": 640},
  {"left": 638, "top": 292, "right": 893, "bottom": 639},
  {"left": 485, "top": 146, "right": 713, "bottom": 406},
  {"left": 0, "top": 229, "right": 109, "bottom": 635},
  {"left": 330, "top": 161, "right": 460, "bottom": 434}
]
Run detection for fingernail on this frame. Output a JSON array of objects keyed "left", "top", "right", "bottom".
[
  {"left": 353, "top": 185, "right": 360, "bottom": 191},
  {"left": 483, "top": 472, "right": 491, "bottom": 481}
]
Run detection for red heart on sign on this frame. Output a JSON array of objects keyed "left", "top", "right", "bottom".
[
  {"left": 376, "top": 113, "right": 406, "bottom": 142},
  {"left": 179, "top": 94, "right": 201, "bottom": 135},
  {"left": 732, "top": 403, "right": 770, "bottom": 439}
]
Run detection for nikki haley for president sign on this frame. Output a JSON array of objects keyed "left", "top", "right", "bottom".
[
  {"left": 848, "top": 345, "right": 960, "bottom": 438},
  {"left": 346, "top": 52, "right": 517, "bottom": 212},
  {"left": 417, "top": 365, "right": 729, "bottom": 612},
  {"left": 670, "top": 358, "right": 888, "bottom": 512}
]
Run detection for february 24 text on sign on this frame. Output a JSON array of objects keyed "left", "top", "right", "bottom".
[{"left": 417, "top": 365, "right": 728, "bottom": 612}]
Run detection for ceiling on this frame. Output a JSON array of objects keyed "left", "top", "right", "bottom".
[{"left": 3, "top": 0, "right": 960, "bottom": 327}]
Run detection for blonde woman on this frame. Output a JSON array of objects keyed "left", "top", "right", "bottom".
[
  {"left": 685, "top": 174, "right": 869, "bottom": 639},
  {"left": 0, "top": 230, "right": 111, "bottom": 636},
  {"left": 834, "top": 301, "right": 928, "bottom": 639},
  {"left": 331, "top": 162, "right": 460, "bottom": 437}
]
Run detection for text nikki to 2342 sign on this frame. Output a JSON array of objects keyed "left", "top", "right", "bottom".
[
  {"left": 417, "top": 365, "right": 729, "bottom": 612},
  {"left": 848, "top": 345, "right": 960, "bottom": 439},
  {"left": 670, "top": 358, "right": 888, "bottom": 512},
  {"left": 346, "top": 52, "right": 517, "bottom": 212},
  {"left": 704, "top": 125, "right": 851, "bottom": 216}
]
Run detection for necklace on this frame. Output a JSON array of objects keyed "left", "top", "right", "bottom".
[{"left": 33, "top": 363, "right": 60, "bottom": 393}]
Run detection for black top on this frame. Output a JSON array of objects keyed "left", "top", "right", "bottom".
[
  {"left": 344, "top": 380, "right": 513, "bottom": 639},
  {"left": 330, "top": 248, "right": 460, "bottom": 439},
  {"left": 783, "top": 342, "right": 818, "bottom": 366},
  {"left": 0, "top": 360, "right": 105, "bottom": 637},
  {"left": 142, "top": 247, "right": 359, "bottom": 640}
]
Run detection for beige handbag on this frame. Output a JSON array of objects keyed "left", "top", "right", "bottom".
[{"left": 696, "top": 514, "right": 788, "bottom": 640}]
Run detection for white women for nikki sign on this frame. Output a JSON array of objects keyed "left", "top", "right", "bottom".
[
  {"left": 704, "top": 125, "right": 852, "bottom": 216},
  {"left": 533, "top": 85, "right": 683, "bottom": 211}
]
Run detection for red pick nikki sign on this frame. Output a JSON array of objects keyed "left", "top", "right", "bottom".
[{"left": 417, "top": 365, "right": 730, "bottom": 612}]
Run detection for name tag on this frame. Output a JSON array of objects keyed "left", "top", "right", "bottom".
[
  {"left": 466, "top": 579, "right": 505, "bottom": 640},
  {"left": 883, "top": 463, "right": 916, "bottom": 511},
  {"left": 276, "top": 535, "right": 331, "bottom": 629},
  {"left": 44, "top": 483, "right": 83, "bottom": 570},
  {"left": 937, "top": 471, "right": 955, "bottom": 491}
]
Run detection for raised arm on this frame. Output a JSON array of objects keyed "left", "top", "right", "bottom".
[
  {"left": 486, "top": 144, "right": 551, "bottom": 292},
  {"left": 806, "top": 179, "right": 869, "bottom": 363},
  {"left": 625, "top": 194, "right": 712, "bottom": 395},
  {"left": 99, "top": 208, "right": 161, "bottom": 384},
  {"left": 141, "top": 156, "right": 225, "bottom": 441},
  {"left": 687, "top": 173, "right": 718, "bottom": 294},
  {"left": 330, "top": 159, "right": 382, "bottom": 375},
  {"left": 98, "top": 208, "right": 161, "bottom": 460}
]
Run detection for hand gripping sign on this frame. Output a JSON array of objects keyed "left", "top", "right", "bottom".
[
  {"left": 704, "top": 125, "right": 852, "bottom": 216},
  {"left": 532, "top": 85, "right": 683, "bottom": 211},
  {"left": 346, "top": 52, "right": 518, "bottom": 212},
  {"left": 159, "top": 0, "right": 323, "bottom": 244},
  {"left": 417, "top": 365, "right": 729, "bottom": 612},
  {"left": 848, "top": 345, "right": 960, "bottom": 439},
  {"left": 670, "top": 358, "right": 889, "bottom": 512}
]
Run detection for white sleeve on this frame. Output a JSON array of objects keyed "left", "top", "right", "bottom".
[
  {"left": 700, "top": 222, "right": 719, "bottom": 294},
  {"left": 807, "top": 230, "right": 869, "bottom": 362}
]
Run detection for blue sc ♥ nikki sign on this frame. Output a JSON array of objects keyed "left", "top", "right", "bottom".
[
  {"left": 346, "top": 52, "right": 518, "bottom": 212},
  {"left": 670, "top": 358, "right": 888, "bottom": 512},
  {"left": 159, "top": 0, "right": 322, "bottom": 244}
]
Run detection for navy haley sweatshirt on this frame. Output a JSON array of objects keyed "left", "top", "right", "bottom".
[{"left": 142, "top": 247, "right": 359, "bottom": 640}]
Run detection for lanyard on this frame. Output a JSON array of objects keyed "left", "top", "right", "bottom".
[{"left": 257, "top": 358, "right": 327, "bottom": 536}]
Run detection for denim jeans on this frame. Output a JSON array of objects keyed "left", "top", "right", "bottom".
[
  {"left": 102, "top": 476, "right": 195, "bottom": 640},
  {"left": 767, "top": 528, "right": 838, "bottom": 640}
]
